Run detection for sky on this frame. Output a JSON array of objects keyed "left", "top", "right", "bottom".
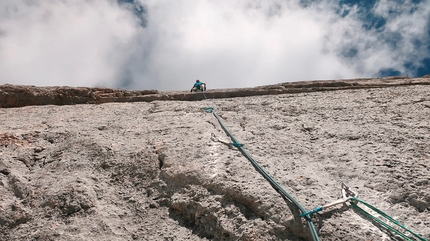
[{"left": 0, "top": 0, "right": 429, "bottom": 91}]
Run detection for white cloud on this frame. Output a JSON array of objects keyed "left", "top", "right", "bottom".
[
  {"left": 140, "top": 0, "right": 359, "bottom": 90},
  {"left": 0, "top": 0, "right": 142, "bottom": 88},
  {"left": 0, "top": 0, "right": 429, "bottom": 91},
  {"left": 325, "top": 0, "right": 430, "bottom": 76}
]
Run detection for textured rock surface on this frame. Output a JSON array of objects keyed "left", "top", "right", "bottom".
[
  {"left": 0, "top": 78, "right": 429, "bottom": 240},
  {"left": 0, "top": 85, "right": 159, "bottom": 108},
  {"left": 1, "top": 76, "right": 429, "bottom": 108}
]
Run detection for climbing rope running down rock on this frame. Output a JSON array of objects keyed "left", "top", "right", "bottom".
[{"left": 204, "top": 104, "right": 321, "bottom": 241}]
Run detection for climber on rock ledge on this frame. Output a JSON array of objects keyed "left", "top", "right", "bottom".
[{"left": 191, "top": 80, "right": 206, "bottom": 92}]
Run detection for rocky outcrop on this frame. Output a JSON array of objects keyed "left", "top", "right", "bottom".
[
  {"left": 1, "top": 76, "right": 430, "bottom": 108},
  {"left": 0, "top": 85, "right": 158, "bottom": 108}
]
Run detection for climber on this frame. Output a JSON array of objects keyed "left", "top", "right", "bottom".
[{"left": 191, "top": 80, "right": 206, "bottom": 92}]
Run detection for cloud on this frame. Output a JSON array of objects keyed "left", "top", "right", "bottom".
[
  {"left": 0, "top": 0, "right": 429, "bottom": 91},
  {"left": 325, "top": 0, "right": 430, "bottom": 77},
  {"left": 0, "top": 0, "right": 142, "bottom": 88},
  {"left": 139, "top": 0, "right": 361, "bottom": 90}
]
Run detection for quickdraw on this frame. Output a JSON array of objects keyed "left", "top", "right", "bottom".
[
  {"left": 211, "top": 133, "right": 243, "bottom": 147},
  {"left": 301, "top": 183, "right": 356, "bottom": 217},
  {"left": 303, "top": 183, "right": 427, "bottom": 241}
]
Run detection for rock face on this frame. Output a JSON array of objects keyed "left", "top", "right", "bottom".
[
  {"left": 0, "top": 85, "right": 159, "bottom": 108},
  {"left": 1, "top": 76, "right": 429, "bottom": 108},
  {"left": 0, "top": 78, "right": 429, "bottom": 241}
]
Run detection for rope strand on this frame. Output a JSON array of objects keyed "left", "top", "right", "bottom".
[
  {"left": 351, "top": 197, "right": 427, "bottom": 241},
  {"left": 205, "top": 103, "right": 320, "bottom": 241}
]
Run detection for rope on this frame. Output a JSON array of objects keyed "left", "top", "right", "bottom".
[
  {"left": 350, "top": 197, "right": 428, "bottom": 241},
  {"left": 202, "top": 90, "right": 208, "bottom": 100},
  {"left": 205, "top": 103, "right": 320, "bottom": 241},
  {"left": 203, "top": 96, "right": 428, "bottom": 241},
  {"left": 202, "top": 93, "right": 425, "bottom": 241}
]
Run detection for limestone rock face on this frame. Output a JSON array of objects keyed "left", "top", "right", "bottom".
[
  {"left": 0, "top": 78, "right": 429, "bottom": 241},
  {"left": 1, "top": 76, "right": 429, "bottom": 108},
  {"left": 0, "top": 84, "right": 158, "bottom": 108}
]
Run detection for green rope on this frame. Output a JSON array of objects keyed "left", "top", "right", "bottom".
[
  {"left": 203, "top": 107, "right": 214, "bottom": 113},
  {"left": 351, "top": 197, "right": 427, "bottom": 241},
  {"left": 205, "top": 102, "right": 427, "bottom": 241},
  {"left": 230, "top": 142, "right": 243, "bottom": 147},
  {"left": 206, "top": 106, "right": 320, "bottom": 241},
  {"left": 202, "top": 98, "right": 215, "bottom": 113}
]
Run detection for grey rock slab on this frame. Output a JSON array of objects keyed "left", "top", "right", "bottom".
[{"left": 0, "top": 84, "right": 429, "bottom": 240}]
